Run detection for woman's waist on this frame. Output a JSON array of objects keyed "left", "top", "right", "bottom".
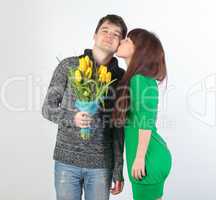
[{"left": 124, "top": 126, "right": 167, "bottom": 147}]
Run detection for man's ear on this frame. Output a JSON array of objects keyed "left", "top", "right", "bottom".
[{"left": 93, "top": 33, "right": 96, "bottom": 40}]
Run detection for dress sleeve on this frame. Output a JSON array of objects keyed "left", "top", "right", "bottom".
[{"left": 130, "top": 74, "right": 158, "bottom": 130}]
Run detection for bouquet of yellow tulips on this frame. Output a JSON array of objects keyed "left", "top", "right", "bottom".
[{"left": 67, "top": 55, "right": 116, "bottom": 139}]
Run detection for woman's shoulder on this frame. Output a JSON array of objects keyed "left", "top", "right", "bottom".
[{"left": 130, "top": 74, "right": 157, "bottom": 85}]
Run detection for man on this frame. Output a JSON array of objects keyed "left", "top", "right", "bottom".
[{"left": 42, "top": 14, "right": 127, "bottom": 200}]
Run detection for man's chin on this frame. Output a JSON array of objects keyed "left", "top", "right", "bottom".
[{"left": 101, "top": 47, "right": 116, "bottom": 55}]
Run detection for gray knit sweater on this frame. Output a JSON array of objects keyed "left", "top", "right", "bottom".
[{"left": 42, "top": 49, "right": 125, "bottom": 181}]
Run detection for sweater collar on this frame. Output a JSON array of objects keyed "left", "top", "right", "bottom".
[{"left": 82, "top": 49, "right": 119, "bottom": 72}]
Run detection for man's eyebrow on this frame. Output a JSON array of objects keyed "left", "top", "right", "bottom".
[
  {"left": 101, "top": 26, "right": 109, "bottom": 30},
  {"left": 101, "top": 26, "right": 121, "bottom": 34},
  {"left": 114, "top": 30, "right": 122, "bottom": 35}
]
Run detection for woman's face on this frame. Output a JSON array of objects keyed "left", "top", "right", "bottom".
[{"left": 116, "top": 37, "right": 135, "bottom": 61}]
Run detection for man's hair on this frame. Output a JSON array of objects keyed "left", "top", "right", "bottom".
[{"left": 95, "top": 14, "right": 127, "bottom": 39}]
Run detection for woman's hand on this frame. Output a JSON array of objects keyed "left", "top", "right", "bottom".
[
  {"left": 132, "top": 129, "right": 151, "bottom": 180},
  {"left": 131, "top": 156, "right": 146, "bottom": 180}
]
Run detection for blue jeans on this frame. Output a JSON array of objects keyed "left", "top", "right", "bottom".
[{"left": 54, "top": 161, "right": 112, "bottom": 200}]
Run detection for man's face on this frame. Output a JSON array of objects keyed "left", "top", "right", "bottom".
[{"left": 94, "top": 21, "right": 123, "bottom": 54}]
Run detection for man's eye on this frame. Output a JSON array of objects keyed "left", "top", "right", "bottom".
[{"left": 113, "top": 34, "right": 121, "bottom": 39}]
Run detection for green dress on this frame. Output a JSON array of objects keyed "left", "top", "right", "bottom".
[{"left": 125, "top": 74, "right": 172, "bottom": 200}]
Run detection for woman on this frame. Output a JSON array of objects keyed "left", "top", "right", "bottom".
[{"left": 113, "top": 29, "right": 172, "bottom": 200}]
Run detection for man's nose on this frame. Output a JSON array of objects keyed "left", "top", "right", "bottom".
[{"left": 106, "top": 32, "right": 113, "bottom": 39}]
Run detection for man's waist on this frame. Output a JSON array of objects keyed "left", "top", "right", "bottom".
[
  {"left": 53, "top": 146, "right": 114, "bottom": 169},
  {"left": 55, "top": 133, "right": 113, "bottom": 154}
]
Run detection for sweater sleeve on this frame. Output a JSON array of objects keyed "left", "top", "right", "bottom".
[
  {"left": 112, "top": 126, "right": 124, "bottom": 182},
  {"left": 41, "top": 58, "right": 77, "bottom": 127},
  {"left": 112, "top": 67, "right": 126, "bottom": 182},
  {"left": 130, "top": 74, "right": 158, "bottom": 130}
]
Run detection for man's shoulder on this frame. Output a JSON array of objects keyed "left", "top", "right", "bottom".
[
  {"left": 59, "top": 56, "right": 79, "bottom": 67},
  {"left": 118, "top": 67, "right": 125, "bottom": 74},
  {"left": 54, "top": 56, "right": 80, "bottom": 73},
  {"left": 110, "top": 56, "right": 125, "bottom": 79},
  {"left": 116, "top": 66, "right": 125, "bottom": 79}
]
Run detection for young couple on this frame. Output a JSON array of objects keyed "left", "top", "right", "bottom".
[{"left": 42, "top": 14, "right": 172, "bottom": 200}]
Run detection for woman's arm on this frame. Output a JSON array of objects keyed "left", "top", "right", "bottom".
[
  {"left": 132, "top": 129, "right": 151, "bottom": 180},
  {"left": 130, "top": 74, "right": 158, "bottom": 180}
]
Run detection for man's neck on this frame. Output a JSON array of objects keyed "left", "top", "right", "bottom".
[{"left": 92, "top": 48, "right": 114, "bottom": 66}]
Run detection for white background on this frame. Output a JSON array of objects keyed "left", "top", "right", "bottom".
[{"left": 0, "top": 0, "right": 216, "bottom": 199}]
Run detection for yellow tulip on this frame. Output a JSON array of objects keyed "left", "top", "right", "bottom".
[
  {"left": 98, "top": 74, "right": 103, "bottom": 82},
  {"left": 79, "top": 57, "right": 87, "bottom": 73},
  {"left": 99, "top": 73, "right": 106, "bottom": 83},
  {"left": 105, "top": 72, "right": 112, "bottom": 83},
  {"left": 89, "top": 60, "right": 93, "bottom": 68},
  {"left": 85, "top": 56, "right": 90, "bottom": 67},
  {"left": 98, "top": 65, "right": 107, "bottom": 75},
  {"left": 85, "top": 67, "right": 92, "bottom": 79},
  {"left": 74, "top": 69, "right": 82, "bottom": 83},
  {"left": 101, "top": 68, "right": 107, "bottom": 75}
]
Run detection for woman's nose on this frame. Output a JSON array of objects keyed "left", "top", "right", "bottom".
[{"left": 120, "top": 39, "right": 125, "bottom": 44}]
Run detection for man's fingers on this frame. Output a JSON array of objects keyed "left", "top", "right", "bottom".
[
  {"left": 80, "top": 113, "right": 92, "bottom": 124},
  {"left": 110, "top": 185, "right": 117, "bottom": 194},
  {"left": 74, "top": 111, "right": 93, "bottom": 128},
  {"left": 112, "top": 190, "right": 120, "bottom": 195},
  {"left": 110, "top": 181, "right": 123, "bottom": 195},
  {"left": 111, "top": 188, "right": 119, "bottom": 195},
  {"left": 121, "top": 182, "right": 124, "bottom": 190},
  {"left": 79, "top": 121, "right": 91, "bottom": 128},
  {"left": 80, "top": 112, "right": 91, "bottom": 118}
]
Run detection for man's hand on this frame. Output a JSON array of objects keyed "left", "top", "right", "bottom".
[
  {"left": 74, "top": 112, "right": 92, "bottom": 128},
  {"left": 110, "top": 180, "right": 124, "bottom": 195}
]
